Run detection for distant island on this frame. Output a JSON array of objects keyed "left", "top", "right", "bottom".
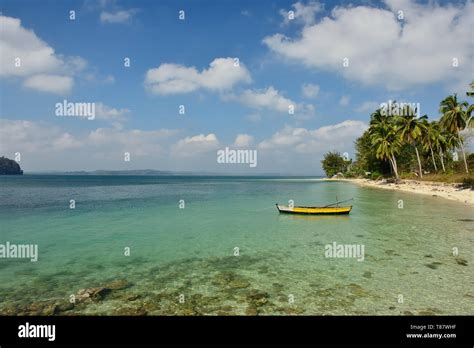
[{"left": 0, "top": 156, "right": 23, "bottom": 175}]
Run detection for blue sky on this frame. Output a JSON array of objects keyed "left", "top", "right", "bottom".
[{"left": 0, "top": 0, "right": 472, "bottom": 174}]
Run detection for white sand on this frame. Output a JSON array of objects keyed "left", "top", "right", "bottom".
[{"left": 331, "top": 178, "right": 474, "bottom": 206}]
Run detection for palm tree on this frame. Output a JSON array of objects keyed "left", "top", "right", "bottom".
[
  {"left": 467, "top": 82, "right": 474, "bottom": 128},
  {"left": 432, "top": 128, "right": 451, "bottom": 173},
  {"left": 467, "top": 81, "right": 474, "bottom": 97},
  {"left": 397, "top": 112, "right": 427, "bottom": 178},
  {"left": 441, "top": 130, "right": 460, "bottom": 166},
  {"left": 439, "top": 94, "right": 470, "bottom": 173},
  {"left": 369, "top": 108, "right": 390, "bottom": 128},
  {"left": 421, "top": 119, "right": 440, "bottom": 172},
  {"left": 369, "top": 115, "right": 401, "bottom": 180}
]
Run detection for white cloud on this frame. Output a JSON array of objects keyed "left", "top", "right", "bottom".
[
  {"left": 23, "top": 74, "right": 73, "bottom": 95},
  {"left": 264, "top": 0, "right": 473, "bottom": 90},
  {"left": 52, "top": 132, "right": 82, "bottom": 150},
  {"left": 0, "top": 119, "right": 177, "bottom": 158},
  {"left": 0, "top": 118, "right": 369, "bottom": 174},
  {"left": 301, "top": 83, "right": 320, "bottom": 98},
  {"left": 233, "top": 134, "right": 254, "bottom": 147},
  {"left": 95, "top": 103, "right": 130, "bottom": 121},
  {"left": 355, "top": 101, "right": 380, "bottom": 114},
  {"left": 100, "top": 9, "right": 138, "bottom": 24},
  {"left": 0, "top": 16, "right": 61, "bottom": 77},
  {"left": 224, "top": 86, "right": 314, "bottom": 119},
  {"left": 225, "top": 86, "right": 293, "bottom": 112},
  {"left": 88, "top": 126, "right": 176, "bottom": 156},
  {"left": 0, "top": 119, "right": 81, "bottom": 153},
  {"left": 258, "top": 120, "right": 367, "bottom": 154},
  {"left": 339, "top": 95, "right": 350, "bottom": 106},
  {"left": 280, "top": 1, "right": 323, "bottom": 26},
  {"left": 171, "top": 133, "right": 220, "bottom": 157},
  {"left": 145, "top": 58, "right": 251, "bottom": 95},
  {"left": 0, "top": 15, "right": 86, "bottom": 95},
  {"left": 252, "top": 120, "right": 367, "bottom": 173}
]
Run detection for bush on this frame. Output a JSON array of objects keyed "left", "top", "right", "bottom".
[
  {"left": 370, "top": 171, "right": 382, "bottom": 180},
  {"left": 321, "top": 152, "right": 348, "bottom": 177}
]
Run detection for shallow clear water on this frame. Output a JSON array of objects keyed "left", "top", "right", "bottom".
[{"left": 0, "top": 175, "right": 473, "bottom": 315}]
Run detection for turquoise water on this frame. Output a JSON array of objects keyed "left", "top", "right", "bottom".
[{"left": 0, "top": 175, "right": 473, "bottom": 315}]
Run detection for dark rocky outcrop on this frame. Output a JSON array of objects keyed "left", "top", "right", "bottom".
[{"left": 0, "top": 156, "right": 23, "bottom": 175}]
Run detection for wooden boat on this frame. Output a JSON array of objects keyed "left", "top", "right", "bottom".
[{"left": 275, "top": 199, "right": 352, "bottom": 215}]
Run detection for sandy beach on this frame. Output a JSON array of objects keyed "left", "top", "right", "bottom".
[{"left": 332, "top": 178, "right": 474, "bottom": 206}]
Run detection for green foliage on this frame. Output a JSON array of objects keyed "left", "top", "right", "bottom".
[
  {"left": 0, "top": 156, "right": 23, "bottom": 175},
  {"left": 352, "top": 84, "right": 474, "bottom": 180},
  {"left": 370, "top": 171, "right": 382, "bottom": 180},
  {"left": 321, "top": 152, "right": 348, "bottom": 177}
]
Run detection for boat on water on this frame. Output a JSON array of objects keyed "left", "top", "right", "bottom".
[{"left": 275, "top": 199, "right": 352, "bottom": 215}]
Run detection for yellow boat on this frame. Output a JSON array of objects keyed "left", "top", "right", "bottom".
[{"left": 276, "top": 200, "right": 352, "bottom": 215}]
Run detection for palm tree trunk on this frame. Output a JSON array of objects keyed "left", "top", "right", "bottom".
[
  {"left": 457, "top": 128, "right": 469, "bottom": 173},
  {"left": 429, "top": 144, "right": 438, "bottom": 172},
  {"left": 414, "top": 145, "right": 423, "bottom": 178},
  {"left": 390, "top": 155, "right": 399, "bottom": 180},
  {"left": 439, "top": 150, "right": 446, "bottom": 173}
]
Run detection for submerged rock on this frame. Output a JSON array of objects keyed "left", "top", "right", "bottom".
[
  {"left": 126, "top": 294, "right": 140, "bottom": 301},
  {"left": 74, "top": 279, "right": 131, "bottom": 304},
  {"left": 212, "top": 271, "right": 250, "bottom": 290},
  {"left": 179, "top": 308, "right": 197, "bottom": 316},
  {"left": 245, "top": 304, "right": 258, "bottom": 315},
  {"left": 362, "top": 271, "right": 372, "bottom": 279},
  {"left": 55, "top": 301, "right": 74, "bottom": 313},
  {"left": 455, "top": 257, "right": 468, "bottom": 266},
  {"left": 315, "top": 288, "right": 333, "bottom": 297},
  {"left": 228, "top": 279, "right": 250, "bottom": 289},
  {"left": 425, "top": 262, "right": 442, "bottom": 270},
  {"left": 272, "top": 283, "right": 284, "bottom": 290},
  {"left": 114, "top": 306, "right": 148, "bottom": 316},
  {"left": 104, "top": 279, "right": 132, "bottom": 290},
  {"left": 76, "top": 287, "right": 110, "bottom": 302},
  {"left": 417, "top": 309, "right": 436, "bottom": 315},
  {"left": 348, "top": 283, "right": 369, "bottom": 297},
  {"left": 282, "top": 307, "right": 305, "bottom": 315},
  {"left": 246, "top": 290, "right": 269, "bottom": 307}
]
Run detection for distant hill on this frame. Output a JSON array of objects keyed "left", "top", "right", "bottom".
[{"left": 0, "top": 156, "right": 23, "bottom": 175}]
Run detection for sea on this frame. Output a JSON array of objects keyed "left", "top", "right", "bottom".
[{"left": 0, "top": 175, "right": 472, "bottom": 315}]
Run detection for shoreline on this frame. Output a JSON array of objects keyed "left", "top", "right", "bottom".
[{"left": 330, "top": 178, "right": 474, "bottom": 206}]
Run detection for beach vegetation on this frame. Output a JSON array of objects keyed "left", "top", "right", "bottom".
[
  {"left": 321, "top": 151, "right": 349, "bottom": 177},
  {"left": 323, "top": 83, "right": 474, "bottom": 183}
]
